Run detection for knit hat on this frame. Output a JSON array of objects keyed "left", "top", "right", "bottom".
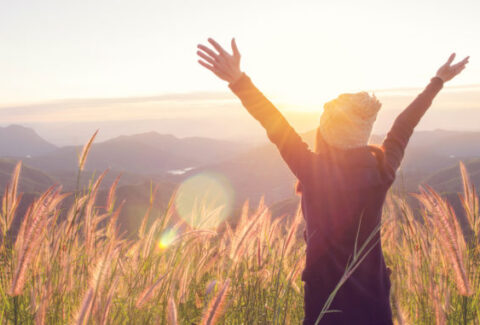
[{"left": 319, "top": 91, "right": 381, "bottom": 149}]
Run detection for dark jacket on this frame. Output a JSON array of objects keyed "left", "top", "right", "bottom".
[{"left": 229, "top": 74, "right": 443, "bottom": 325}]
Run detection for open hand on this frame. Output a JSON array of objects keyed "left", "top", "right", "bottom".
[
  {"left": 197, "top": 38, "right": 243, "bottom": 84},
  {"left": 436, "top": 53, "right": 470, "bottom": 82}
]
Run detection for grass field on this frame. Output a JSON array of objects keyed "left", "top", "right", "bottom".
[{"left": 0, "top": 138, "right": 479, "bottom": 324}]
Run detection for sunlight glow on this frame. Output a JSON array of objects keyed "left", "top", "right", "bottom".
[
  {"left": 158, "top": 228, "right": 178, "bottom": 250},
  {"left": 174, "top": 172, "right": 234, "bottom": 229}
]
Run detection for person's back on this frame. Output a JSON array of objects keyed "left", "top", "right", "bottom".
[
  {"left": 297, "top": 78, "right": 444, "bottom": 323},
  {"left": 196, "top": 39, "right": 469, "bottom": 324},
  {"left": 300, "top": 140, "right": 393, "bottom": 324}
]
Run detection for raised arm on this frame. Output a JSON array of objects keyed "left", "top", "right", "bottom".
[
  {"left": 196, "top": 38, "right": 315, "bottom": 182},
  {"left": 382, "top": 53, "right": 470, "bottom": 177}
]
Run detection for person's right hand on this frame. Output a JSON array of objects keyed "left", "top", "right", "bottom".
[
  {"left": 435, "top": 53, "right": 470, "bottom": 82},
  {"left": 197, "top": 38, "right": 243, "bottom": 84}
]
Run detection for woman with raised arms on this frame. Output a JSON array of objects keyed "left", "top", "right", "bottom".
[{"left": 197, "top": 38, "right": 469, "bottom": 325}]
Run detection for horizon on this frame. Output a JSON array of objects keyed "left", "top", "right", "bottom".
[
  {"left": 3, "top": 119, "right": 480, "bottom": 148},
  {"left": 1, "top": 80, "right": 480, "bottom": 145}
]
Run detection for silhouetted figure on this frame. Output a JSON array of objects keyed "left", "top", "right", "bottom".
[{"left": 197, "top": 38, "right": 469, "bottom": 325}]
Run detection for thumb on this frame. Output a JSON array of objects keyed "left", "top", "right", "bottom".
[{"left": 231, "top": 38, "right": 240, "bottom": 58}]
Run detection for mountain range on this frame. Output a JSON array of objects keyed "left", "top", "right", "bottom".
[
  {"left": 1, "top": 124, "right": 480, "bottom": 236},
  {"left": 1, "top": 127, "right": 249, "bottom": 176}
]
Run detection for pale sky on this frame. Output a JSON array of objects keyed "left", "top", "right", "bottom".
[{"left": 0, "top": 0, "right": 479, "bottom": 113}]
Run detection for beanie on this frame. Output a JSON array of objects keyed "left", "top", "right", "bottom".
[{"left": 319, "top": 91, "right": 381, "bottom": 149}]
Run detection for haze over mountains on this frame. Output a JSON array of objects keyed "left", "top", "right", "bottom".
[
  {"left": 0, "top": 125, "right": 57, "bottom": 156},
  {"left": 27, "top": 132, "right": 249, "bottom": 175},
  {"left": 1, "top": 124, "right": 480, "bottom": 235},
  {"left": 2, "top": 83, "right": 480, "bottom": 145}
]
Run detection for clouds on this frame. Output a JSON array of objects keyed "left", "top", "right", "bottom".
[
  {"left": 0, "top": 91, "right": 238, "bottom": 123},
  {"left": 1, "top": 83, "right": 480, "bottom": 147},
  {"left": 1, "top": 84, "right": 480, "bottom": 125}
]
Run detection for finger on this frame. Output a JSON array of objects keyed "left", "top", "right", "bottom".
[
  {"left": 197, "top": 44, "right": 219, "bottom": 60},
  {"left": 459, "top": 56, "right": 470, "bottom": 64},
  {"left": 452, "top": 58, "right": 469, "bottom": 70},
  {"left": 452, "top": 65, "right": 466, "bottom": 76},
  {"left": 453, "top": 56, "right": 470, "bottom": 67},
  {"left": 231, "top": 38, "right": 240, "bottom": 57},
  {"left": 197, "top": 51, "right": 215, "bottom": 65},
  {"left": 446, "top": 53, "right": 456, "bottom": 65},
  {"left": 208, "top": 38, "right": 229, "bottom": 56},
  {"left": 453, "top": 67, "right": 466, "bottom": 77},
  {"left": 198, "top": 59, "right": 216, "bottom": 72}
]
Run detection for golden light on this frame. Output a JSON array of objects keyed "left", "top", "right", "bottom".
[
  {"left": 174, "top": 172, "right": 234, "bottom": 229},
  {"left": 158, "top": 228, "right": 178, "bottom": 250}
]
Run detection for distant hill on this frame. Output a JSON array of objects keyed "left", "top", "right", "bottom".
[
  {"left": 0, "top": 158, "right": 55, "bottom": 194},
  {"left": 183, "top": 143, "right": 298, "bottom": 206},
  {"left": 27, "top": 132, "right": 249, "bottom": 175},
  {"left": 421, "top": 158, "right": 480, "bottom": 194},
  {"left": 175, "top": 129, "right": 480, "bottom": 207},
  {"left": 0, "top": 125, "right": 57, "bottom": 157},
  {"left": 397, "top": 130, "right": 480, "bottom": 191},
  {"left": 28, "top": 139, "right": 197, "bottom": 174},
  {"left": 404, "top": 130, "right": 480, "bottom": 164},
  {"left": 108, "top": 132, "right": 248, "bottom": 165},
  {"left": 179, "top": 130, "right": 317, "bottom": 206}
]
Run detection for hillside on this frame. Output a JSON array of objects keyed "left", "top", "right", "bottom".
[
  {"left": 0, "top": 158, "right": 55, "bottom": 194},
  {"left": 27, "top": 132, "right": 248, "bottom": 174},
  {"left": 111, "top": 132, "right": 249, "bottom": 164},
  {"left": 0, "top": 125, "right": 57, "bottom": 157},
  {"left": 421, "top": 158, "right": 480, "bottom": 193},
  {"left": 4, "top": 126, "right": 480, "bottom": 235}
]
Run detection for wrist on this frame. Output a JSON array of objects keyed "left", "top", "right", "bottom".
[
  {"left": 229, "top": 71, "right": 243, "bottom": 84},
  {"left": 228, "top": 72, "right": 251, "bottom": 93},
  {"left": 434, "top": 74, "right": 446, "bottom": 83},
  {"left": 430, "top": 76, "right": 445, "bottom": 90}
]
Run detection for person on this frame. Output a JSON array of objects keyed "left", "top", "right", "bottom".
[{"left": 196, "top": 38, "right": 469, "bottom": 325}]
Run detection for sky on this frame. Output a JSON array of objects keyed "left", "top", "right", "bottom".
[{"left": 0, "top": 0, "right": 479, "bottom": 128}]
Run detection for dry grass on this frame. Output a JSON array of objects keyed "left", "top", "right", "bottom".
[{"left": 0, "top": 143, "right": 479, "bottom": 324}]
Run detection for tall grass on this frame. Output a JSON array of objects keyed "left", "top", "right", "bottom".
[
  {"left": 0, "top": 141, "right": 479, "bottom": 323},
  {"left": 382, "top": 162, "right": 480, "bottom": 324}
]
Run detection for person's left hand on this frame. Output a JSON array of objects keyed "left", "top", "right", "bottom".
[
  {"left": 435, "top": 53, "right": 470, "bottom": 83},
  {"left": 197, "top": 38, "right": 243, "bottom": 84}
]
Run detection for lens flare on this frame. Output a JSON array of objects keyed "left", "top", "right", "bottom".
[
  {"left": 175, "top": 172, "right": 234, "bottom": 229},
  {"left": 158, "top": 228, "right": 177, "bottom": 250}
]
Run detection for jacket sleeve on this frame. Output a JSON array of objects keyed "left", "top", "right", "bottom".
[
  {"left": 381, "top": 77, "right": 444, "bottom": 177},
  {"left": 229, "top": 73, "right": 315, "bottom": 182}
]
